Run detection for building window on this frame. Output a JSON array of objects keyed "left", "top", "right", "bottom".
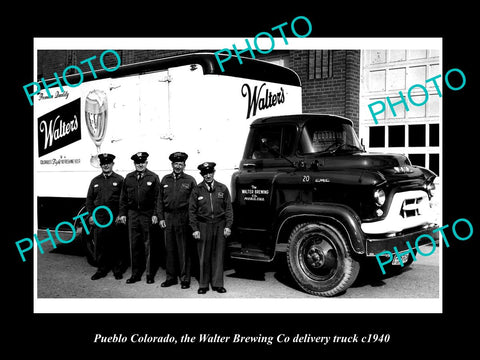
[
  {"left": 308, "top": 50, "right": 333, "bottom": 80},
  {"left": 429, "top": 153, "right": 440, "bottom": 176},
  {"left": 409, "top": 153, "right": 425, "bottom": 167},
  {"left": 429, "top": 123, "right": 439, "bottom": 146},
  {"left": 409, "top": 124, "right": 426, "bottom": 147},
  {"left": 388, "top": 125, "right": 405, "bottom": 147},
  {"left": 369, "top": 126, "right": 385, "bottom": 147}
]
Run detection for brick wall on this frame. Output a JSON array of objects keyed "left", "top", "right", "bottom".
[
  {"left": 288, "top": 50, "right": 360, "bottom": 133},
  {"left": 37, "top": 49, "right": 360, "bottom": 132}
]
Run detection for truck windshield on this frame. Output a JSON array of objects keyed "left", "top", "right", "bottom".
[{"left": 299, "top": 119, "right": 363, "bottom": 154}]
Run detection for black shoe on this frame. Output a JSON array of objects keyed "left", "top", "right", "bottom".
[
  {"left": 146, "top": 276, "right": 155, "bottom": 284},
  {"left": 198, "top": 287, "right": 209, "bottom": 294},
  {"left": 114, "top": 273, "right": 123, "bottom": 280},
  {"left": 126, "top": 276, "right": 141, "bottom": 284},
  {"left": 161, "top": 279, "right": 178, "bottom": 287},
  {"left": 212, "top": 287, "right": 227, "bottom": 293},
  {"left": 181, "top": 281, "right": 190, "bottom": 289},
  {"left": 91, "top": 272, "right": 107, "bottom": 280}
]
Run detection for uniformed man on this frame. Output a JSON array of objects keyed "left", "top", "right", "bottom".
[
  {"left": 157, "top": 152, "right": 197, "bottom": 289},
  {"left": 86, "top": 153, "right": 125, "bottom": 280},
  {"left": 189, "top": 162, "right": 233, "bottom": 294},
  {"left": 119, "top": 152, "right": 160, "bottom": 284}
]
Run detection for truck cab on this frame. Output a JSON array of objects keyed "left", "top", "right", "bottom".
[{"left": 229, "top": 113, "right": 438, "bottom": 296}]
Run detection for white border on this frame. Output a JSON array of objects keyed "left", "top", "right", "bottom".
[
  {"left": 35, "top": 298, "right": 441, "bottom": 313},
  {"left": 33, "top": 37, "right": 443, "bottom": 314}
]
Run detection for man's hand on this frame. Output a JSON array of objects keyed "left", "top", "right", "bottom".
[
  {"left": 192, "top": 231, "right": 201, "bottom": 240},
  {"left": 159, "top": 220, "right": 166, "bottom": 229},
  {"left": 152, "top": 215, "right": 158, "bottom": 225},
  {"left": 119, "top": 216, "right": 127, "bottom": 225},
  {"left": 224, "top": 227, "right": 231, "bottom": 237}
]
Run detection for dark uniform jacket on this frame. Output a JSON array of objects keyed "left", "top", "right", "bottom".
[
  {"left": 86, "top": 171, "right": 124, "bottom": 221},
  {"left": 157, "top": 172, "right": 197, "bottom": 221},
  {"left": 189, "top": 181, "right": 233, "bottom": 232},
  {"left": 119, "top": 169, "right": 160, "bottom": 217}
]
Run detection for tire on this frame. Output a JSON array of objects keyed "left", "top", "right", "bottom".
[
  {"left": 286, "top": 222, "right": 360, "bottom": 297},
  {"left": 73, "top": 206, "right": 97, "bottom": 267}
]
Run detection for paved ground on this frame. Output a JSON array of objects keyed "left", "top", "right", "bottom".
[{"left": 36, "top": 230, "right": 440, "bottom": 303}]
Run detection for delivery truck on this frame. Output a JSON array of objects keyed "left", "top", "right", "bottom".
[{"left": 34, "top": 52, "right": 302, "bottom": 231}]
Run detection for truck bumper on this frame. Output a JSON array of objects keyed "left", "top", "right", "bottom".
[{"left": 365, "top": 224, "right": 439, "bottom": 256}]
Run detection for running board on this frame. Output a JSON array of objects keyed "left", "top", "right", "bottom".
[{"left": 228, "top": 243, "right": 273, "bottom": 262}]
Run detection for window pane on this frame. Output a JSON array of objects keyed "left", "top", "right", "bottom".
[
  {"left": 369, "top": 126, "right": 385, "bottom": 147},
  {"left": 429, "top": 153, "right": 439, "bottom": 176},
  {"left": 429, "top": 123, "right": 439, "bottom": 146},
  {"left": 409, "top": 50, "right": 427, "bottom": 60},
  {"left": 409, "top": 124, "right": 426, "bottom": 147},
  {"left": 369, "top": 50, "right": 386, "bottom": 64},
  {"left": 369, "top": 70, "right": 386, "bottom": 91},
  {"left": 388, "top": 68, "right": 406, "bottom": 90},
  {"left": 390, "top": 50, "right": 406, "bottom": 62},
  {"left": 248, "top": 125, "right": 296, "bottom": 159},
  {"left": 409, "top": 153, "right": 425, "bottom": 167},
  {"left": 388, "top": 125, "right": 405, "bottom": 147},
  {"left": 407, "top": 66, "right": 426, "bottom": 88}
]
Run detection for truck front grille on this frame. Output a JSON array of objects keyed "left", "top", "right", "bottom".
[{"left": 400, "top": 196, "right": 425, "bottom": 218}]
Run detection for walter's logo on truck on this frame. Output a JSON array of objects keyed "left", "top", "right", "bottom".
[
  {"left": 242, "top": 83, "right": 285, "bottom": 119},
  {"left": 38, "top": 98, "right": 81, "bottom": 157}
]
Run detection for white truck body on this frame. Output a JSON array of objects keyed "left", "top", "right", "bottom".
[{"left": 34, "top": 53, "right": 302, "bottom": 227}]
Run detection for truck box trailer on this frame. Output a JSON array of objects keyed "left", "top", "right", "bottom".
[{"left": 34, "top": 52, "right": 302, "bottom": 229}]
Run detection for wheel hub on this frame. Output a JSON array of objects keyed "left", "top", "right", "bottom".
[
  {"left": 306, "top": 246, "right": 324, "bottom": 268},
  {"left": 303, "top": 238, "right": 337, "bottom": 276}
]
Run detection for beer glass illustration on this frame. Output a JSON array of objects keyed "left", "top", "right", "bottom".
[{"left": 85, "top": 90, "right": 108, "bottom": 167}]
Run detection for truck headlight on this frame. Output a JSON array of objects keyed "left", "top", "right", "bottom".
[{"left": 374, "top": 189, "right": 386, "bottom": 206}]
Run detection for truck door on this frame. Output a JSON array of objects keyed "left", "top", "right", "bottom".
[{"left": 233, "top": 123, "right": 297, "bottom": 258}]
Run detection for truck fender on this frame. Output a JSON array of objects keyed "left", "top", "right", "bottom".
[{"left": 274, "top": 202, "right": 365, "bottom": 255}]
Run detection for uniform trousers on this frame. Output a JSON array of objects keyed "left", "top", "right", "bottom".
[
  {"left": 94, "top": 225, "right": 123, "bottom": 275},
  {"left": 196, "top": 220, "right": 226, "bottom": 288},
  {"left": 164, "top": 211, "right": 191, "bottom": 283},
  {"left": 128, "top": 210, "right": 154, "bottom": 279}
]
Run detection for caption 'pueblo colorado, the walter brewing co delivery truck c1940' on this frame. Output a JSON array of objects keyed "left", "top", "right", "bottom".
[{"left": 34, "top": 52, "right": 438, "bottom": 297}]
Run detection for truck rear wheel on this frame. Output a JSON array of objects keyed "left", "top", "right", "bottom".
[
  {"left": 286, "top": 222, "right": 360, "bottom": 297},
  {"left": 73, "top": 206, "right": 96, "bottom": 267}
]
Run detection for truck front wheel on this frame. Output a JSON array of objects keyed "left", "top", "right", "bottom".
[{"left": 286, "top": 222, "right": 360, "bottom": 297}]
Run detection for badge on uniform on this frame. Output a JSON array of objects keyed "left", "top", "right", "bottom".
[
  {"left": 181, "top": 183, "right": 190, "bottom": 189},
  {"left": 113, "top": 182, "right": 118, "bottom": 186},
  {"left": 198, "top": 196, "right": 204, "bottom": 200},
  {"left": 217, "top": 192, "right": 224, "bottom": 198},
  {"left": 147, "top": 181, "right": 152, "bottom": 186},
  {"left": 94, "top": 184, "right": 99, "bottom": 187},
  {"left": 164, "top": 184, "right": 169, "bottom": 188}
]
